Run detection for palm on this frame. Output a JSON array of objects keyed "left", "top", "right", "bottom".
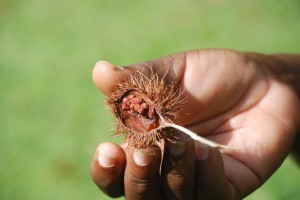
[{"left": 176, "top": 50, "right": 298, "bottom": 195}]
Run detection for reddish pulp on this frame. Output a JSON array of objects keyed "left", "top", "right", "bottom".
[{"left": 121, "top": 94, "right": 154, "bottom": 119}]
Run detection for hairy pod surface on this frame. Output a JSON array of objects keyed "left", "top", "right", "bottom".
[{"left": 106, "top": 70, "right": 185, "bottom": 149}]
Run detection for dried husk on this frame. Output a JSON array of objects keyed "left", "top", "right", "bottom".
[
  {"left": 106, "top": 69, "right": 235, "bottom": 150},
  {"left": 106, "top": 70, "right": 185, "bottom": 149}
]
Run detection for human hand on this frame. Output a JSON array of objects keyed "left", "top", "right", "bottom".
[{"left": 91, "top": 49, "right": 300, "bottom": 199}]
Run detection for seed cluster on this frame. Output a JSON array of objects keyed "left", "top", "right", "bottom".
[{"left": 121, "top": 94, "right": 154, "bottom": 119}]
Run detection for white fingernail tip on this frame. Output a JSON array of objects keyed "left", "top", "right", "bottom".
[
  {"left": 133, "top": 150, "right": 153, "bottom": 167},
  {"left": 168, "top": 141, "right": 186, "bottom": 157},
  {"left": 96, "top": 61, "right": 124, "bottom": 70},
  {"left": 195, "top": 142, "right": 209, "bottom": 160},
  {"left": 98, "top": 147, "right": 115, "bottom": 168}
]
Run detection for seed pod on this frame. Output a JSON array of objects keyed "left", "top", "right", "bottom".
[
  {"left": 106, "top": 69, "right": 235, "bottom": 150},
  {"left": 106, "top": 69, "right": 184, "bottom": 149}
]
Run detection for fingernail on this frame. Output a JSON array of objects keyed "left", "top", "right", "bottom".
[
  {"left": 96, "top": 61, "right": 124, "bottom": 70},
  {"left": 168, "top": 141, "right": 186, "bottom": 157},
  {"left": 195, "top": 142, "right": 209, "bottom": 160},
  {"left": 133, "top": 150, "right": 154, "bottom": 167},
  {"left": 98, "top": 146, "right": 117, "bottom": 168}
]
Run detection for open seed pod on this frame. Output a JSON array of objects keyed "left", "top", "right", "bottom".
[
  {"left": 106, "top": 69, "right": 235, "bottom": 150},
  {"left": 106, "top": 70, "right": 184, "bottom": 149}
]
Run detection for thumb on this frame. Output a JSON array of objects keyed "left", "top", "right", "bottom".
[
  {"left": 92, "top": 61, "right": 131, "bottom": 94},
  {"left": 92, "top": 53, "right": 187, "bottom": 95}
]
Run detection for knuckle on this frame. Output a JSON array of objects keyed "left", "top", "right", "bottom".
[
  {"left": 97, "top": 179, "right": 124, "bottom": 198},
  {"left": 125, "top": 172, "right": 154, "bottom": 194},
  {"left": 91, "top": 169, "right": 123, "bottom": 198},
  {"left": 166, "top": 170, "right": 186, "bottom": 186}
]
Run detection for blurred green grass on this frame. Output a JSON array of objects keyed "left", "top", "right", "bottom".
[{"left": 0, "top": 0, "right": 299, "bottom": 199}]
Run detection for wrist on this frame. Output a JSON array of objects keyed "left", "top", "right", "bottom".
[
  {"left": 268, "top": 54, "right": 300, "bottom": 98},
  {"left": 269, "top": 54, "right": 300, "bottom": 164},
  {"left": 246, "top": 52, "right": 300, "bottom": 163},
  {"left": 246, "top": 52, "right": 300, "bottom": 98}
]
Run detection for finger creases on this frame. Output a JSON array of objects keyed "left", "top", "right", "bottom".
[
  {"left": 91, "top": 142, "right": 126, "bottom": 198},
  {"left": 124, "top": 147, "right": 162, "bottom": 200}
]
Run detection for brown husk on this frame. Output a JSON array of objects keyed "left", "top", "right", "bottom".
[{"left": 106, "top": 69, "right": 185, "bottom": 149}]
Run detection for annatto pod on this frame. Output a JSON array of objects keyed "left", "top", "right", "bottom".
[{"left": 106, "top": 68, "right": 234, "bottom": 150}]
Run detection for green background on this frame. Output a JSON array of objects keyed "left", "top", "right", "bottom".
[{"left": 1, "top": 0, "right": 299, "bottom": 199}]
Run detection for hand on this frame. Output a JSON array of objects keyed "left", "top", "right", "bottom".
[{"left": 91, "top": 49, "right": 300, "bottom": 199}]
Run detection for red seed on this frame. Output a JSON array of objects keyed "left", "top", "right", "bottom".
[
  {"left": 128, "top": 94, "right": 135, "bottom": 99},
  {"left": 141, "top": 103, "right": 148, "bottom": 109},
  {"left": 130, "top": 104, "right": 135, "bottom": 110},
  {"left": 126, "top": 100, "right": 131, "bottom": 106},
  {"left": 133, "top": 98, "right": 142, "bottom": 104},
  {"left": 134, "top": 105, "right": 140, "bottom": 112},
  {"left": 122, "top": 104, "right": 129, "bottom": 110},
  {"left": 122, "top": 97, "right": 128, "bottom": 104}
]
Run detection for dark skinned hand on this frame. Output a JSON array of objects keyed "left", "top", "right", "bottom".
[{"left": 91, "top": 49, "right": 300, "bottom": 200}]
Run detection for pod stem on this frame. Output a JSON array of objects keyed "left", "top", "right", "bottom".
[{"left": 161, "top": 121, "right": 236, "bottom": 149}]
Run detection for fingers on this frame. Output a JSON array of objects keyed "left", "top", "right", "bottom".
[
  {"left": 194, "top": 144, "right": 233, "bottom": 200},
  {"left": 161, "top": 132, "right": 196, "bottom": 200},
  {"left": 124, "top": 147, "right": 162, "bottom": 200},
  {"left": 91, "top": 143, "right": 163, "bottom": 200},
  {"left": 91, "top": 142, "right": 126, "bottom": 198}
]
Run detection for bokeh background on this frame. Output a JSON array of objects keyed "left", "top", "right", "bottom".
[{"left": 1, "top": 0, "right": 300, "bottom": 199}]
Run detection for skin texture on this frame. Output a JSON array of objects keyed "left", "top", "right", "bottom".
[{"left": 91, "top": 49, "right": 300, "bottom": 200}]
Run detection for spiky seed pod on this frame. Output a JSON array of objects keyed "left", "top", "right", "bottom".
[{"left": 106, "top": 70, "right": 185, "bottom": 149}]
